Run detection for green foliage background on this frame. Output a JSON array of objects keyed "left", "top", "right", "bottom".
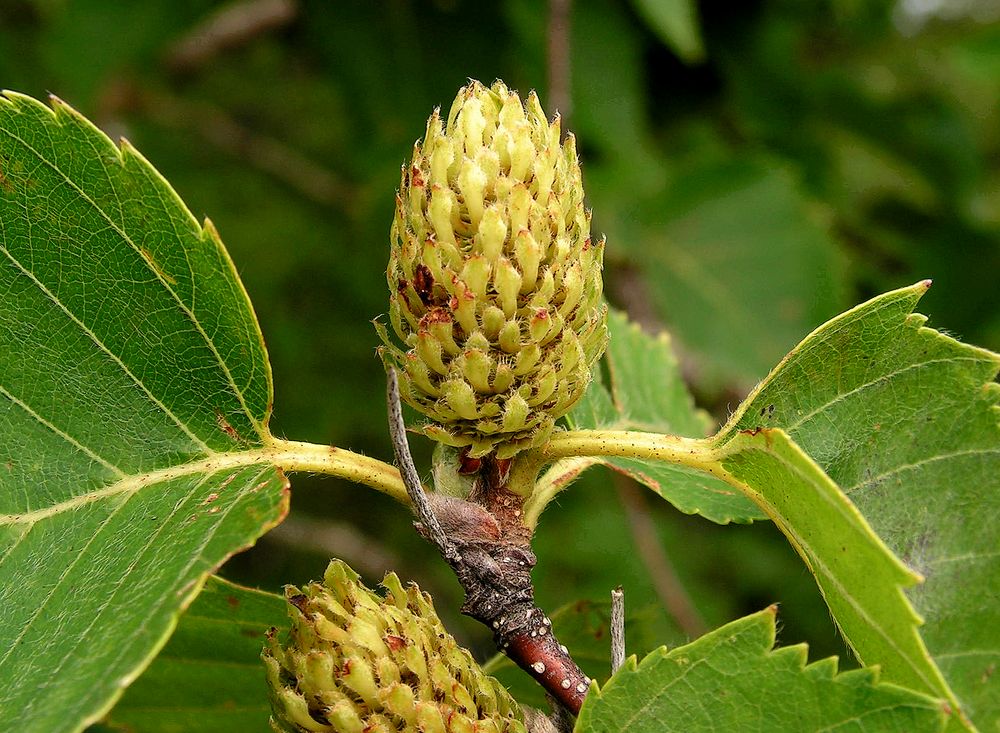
[{"left": 2, "top": 0, "right": 997, "bottom": 715}]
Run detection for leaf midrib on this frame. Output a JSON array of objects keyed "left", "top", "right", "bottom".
[
  {"left": 31, "top": 469, "right": 262, "bottom": 723},
  {"left": 0, "top": 448, "right": 279, "bottom": 525}
]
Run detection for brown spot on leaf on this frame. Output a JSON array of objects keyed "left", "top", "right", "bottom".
[
  {"left": 139, "top": 247, "right": 177, "bottom": 285},
  {"left": 215, "top": 410, "right": 244, "bottom": 443},
  {"left": 982, "top": 663, "right": 995, "bottom": 684},
  {"left": 385, "top": 634, "right": 406, "bottom": 651},
  {"left": 288, "top": 594, "right": 309, "bottom": 612},
  {"left": 226, "top": 595, "right": 240, "bottom": 609}
]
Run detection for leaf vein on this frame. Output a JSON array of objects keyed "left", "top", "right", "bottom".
[
  {"left": 0, "top": 489, "right": 134, "bottom": 672},
  {"left": 20, "top": 469, "right": 225, "bottom": 722},
  {"left": 0, "top": 383, "right": 125, "bottom": 479},
  {"left": 0, "top": 240, "right": 212, "bottom": 454},
  {"left": 0, "top": 450, "right": 276, "bottom": 525},
  {"left": 98, "top": 466, "right": 271, "bottom": 698},
  {"left": 0, "top": 121, "right": 261, "bottom": 436},
  {"left": 785, "top": 357, "right": 982, "bottom": 433},
  {"left": 844, "top": 447, "right": 1000, "bottom": 495}
]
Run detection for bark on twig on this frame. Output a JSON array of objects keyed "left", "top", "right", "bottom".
[{"left": 386, "top": 369, "right": 591, "bottom": 714}]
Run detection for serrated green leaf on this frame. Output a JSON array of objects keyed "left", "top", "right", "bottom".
[
  {"left": 558, "top": 309, "right": 763, "bottom": 524},
  {"left": 720, "top": 281, "right": 1000, "bottom": 730},
  {"left": 0, "top": 92, "right": 286, "bottom": 733},
  {"left": 575, "top": 607, "right": 947, "bottom": 732},
  {"left": 712, "top": 429, "right": 943, "bottom": 709},
  {"left": 100, "top": 576, "right": 286, "bottom": 733},
  {"left": 546, "top": 283, "right": 994, "bottom": 728}
]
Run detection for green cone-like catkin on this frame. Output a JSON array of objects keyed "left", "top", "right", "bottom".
[
  {"left": 379, "top": 79, "right": 608, "bottom": 458},
  {"left": 263, "top": 560, "right": 528, "bottom": 733}
]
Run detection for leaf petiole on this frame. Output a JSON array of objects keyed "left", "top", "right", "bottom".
[
  {"left": 260, "top": 437, "right": 409, "bottom": 504},
  {"left": 519, "top": 430, "right": 724, "bottom": 528}
]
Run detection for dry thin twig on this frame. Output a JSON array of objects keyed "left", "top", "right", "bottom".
[
  {"left": 611, "top": 585, "right": 625, "bottom": 674},
  {"left": 387, "top": 368, "right": 460, "bottom": 565}
]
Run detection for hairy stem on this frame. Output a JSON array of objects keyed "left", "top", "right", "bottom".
[
  {"left": 260, "top": 436, "right": 409, "bottom": 504},
  {"left": 544, "top": 430, "right": 718, "bottom": 466},
  {"left": 520, "top": 430, "right": 725, "bottom": 526}
]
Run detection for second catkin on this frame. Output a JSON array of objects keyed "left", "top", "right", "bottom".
[{"left": 263, "top": 560, "right": 528, "bottom": 733}]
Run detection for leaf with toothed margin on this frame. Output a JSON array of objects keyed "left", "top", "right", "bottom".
[
  {"left": 93, "top": 576, "right": 287, "bottom": 733},
  {"left": 0, "top": 92, "right": 287, "bottom": 733},
  {"left": 555, "top": 308, "right": 765, "bottom": 524},
  {"left": 575, "top": 607, "right": 947, "bottom": 732},
  {"left": 715, "top": 281, "right": 1000, "bottom": 731}
]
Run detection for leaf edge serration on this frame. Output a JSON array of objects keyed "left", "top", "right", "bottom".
[
  {"left": 576, "top": 606, "right": 949, "bottom": 733},
  {"left": 0, "top": 89, "right": 276, "bottom": 437}
]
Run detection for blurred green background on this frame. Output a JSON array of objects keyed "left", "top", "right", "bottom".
[{"left": 4, "top": 0, "right": 998, "bottom": 693}]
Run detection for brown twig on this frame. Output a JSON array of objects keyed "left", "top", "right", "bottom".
[
  {"left": 386, "top": 370, "right": 591, "bottom": 714},
  {"left": 615, "top": 475, "right": 708, "bottom": 638}
]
